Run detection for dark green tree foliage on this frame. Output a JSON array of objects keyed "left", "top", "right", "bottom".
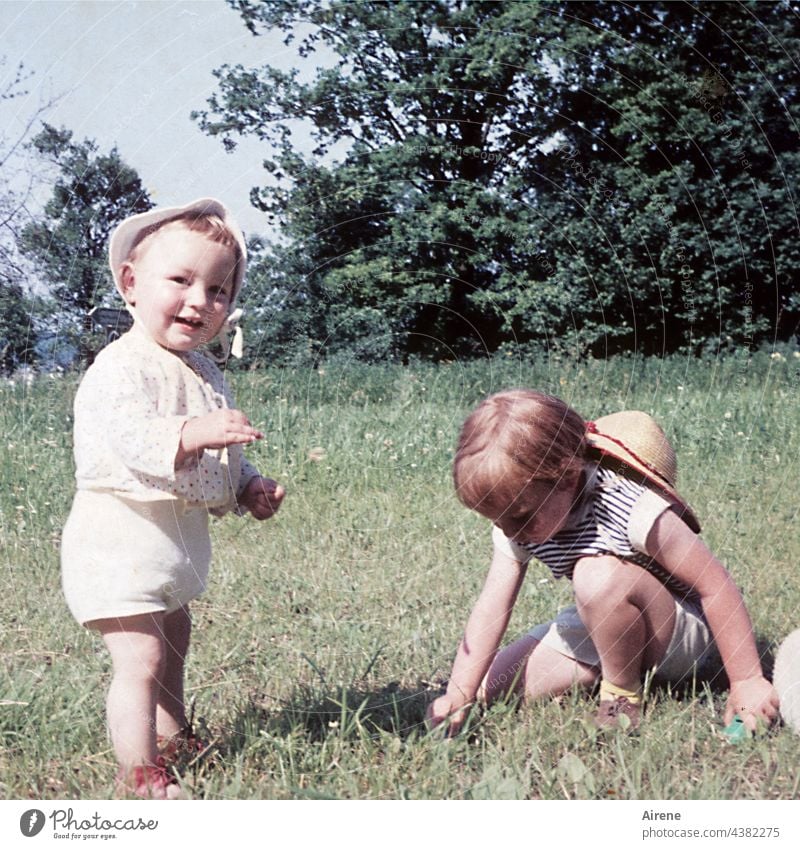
[
  {"left": 20, "top": 124, "right": 152, "bottom": 363},
  {"left": 0, "top": 280, "right": 35, "bottom": 374},
  {"left": 536, "top": 0, "right": 800, "bottom": 355},
  {"left": 0, "top": 59, "right": 40, "bottom": 373},
  {"left": 196, "top": 0, "right": 799, "bottom": 360}
]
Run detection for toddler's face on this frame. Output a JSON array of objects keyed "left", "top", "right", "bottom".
[
  {"left": 485, "top": 471, "right": 582, "bottom": 545},
  {"left": 120, "top": 225, "right": 237, "bottom": 352}
]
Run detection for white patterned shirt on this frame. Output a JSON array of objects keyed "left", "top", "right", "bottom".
[{"left": 72, "top": 324, "right": 259, "bottom": 515}]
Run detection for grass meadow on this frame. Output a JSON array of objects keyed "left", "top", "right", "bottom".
[{"left": 2, "top": 349, "right": 800, "bottom": 800}]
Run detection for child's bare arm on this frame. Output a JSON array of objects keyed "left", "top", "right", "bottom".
[
  {"left": 426, "top": 548, "right": 527, "bottom": 734},
  {"left": 646, "top": 508, "right": 779, "bottom": 730}
]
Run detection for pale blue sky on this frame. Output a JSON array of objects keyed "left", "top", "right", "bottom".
[{"left": 0, "top": 0, "right": 319, "bottom": 236}]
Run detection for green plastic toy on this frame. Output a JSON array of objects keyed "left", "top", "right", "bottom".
[{"left": 722, "top": 715, "right": 750, "bottom": 743}]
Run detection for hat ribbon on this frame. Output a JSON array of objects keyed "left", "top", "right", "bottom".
[
  {"left": 123, "top": 302, "right": 244, "bottom": 361},
  {"left": 211, "top": 308, "right": 244, "bottom": 363},
  {"left": 585, "top": 421, "right": 672, "bottom": 486}
]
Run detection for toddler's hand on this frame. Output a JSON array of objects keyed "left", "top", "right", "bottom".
[
  {"left": 239, "top": 476, "right": 285, "bottom": 520},
  {"left": 180, "top": 410, "right": 263, "bottom": 457},
  {"left": 725, "top": 675, "right": 780, "bottom": 731},
  {"left": 425, "top": 693, "right": 472, "bottom": 737}
]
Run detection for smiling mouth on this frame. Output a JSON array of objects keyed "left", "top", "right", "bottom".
[{"left": 174, "top": 317, "right": 204, "bottom": 329}]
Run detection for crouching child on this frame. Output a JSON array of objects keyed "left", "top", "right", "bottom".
[{"left": 427, "top": 390, "right": 779, "bottom": 734}]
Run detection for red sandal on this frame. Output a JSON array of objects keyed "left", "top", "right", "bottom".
[
  {"left": 116, "top": 757, "right": 185, "bottom": 800},
  {"left": 157, "top": 725, "right": 210, "bottom": 768}
]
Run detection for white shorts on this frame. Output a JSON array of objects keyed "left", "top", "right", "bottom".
[
  {"left": 61, "top": 491, "right": 211, "bottom": 627},
  {"left": 528, "top": 596, "right": 715, "bottom": 683}
]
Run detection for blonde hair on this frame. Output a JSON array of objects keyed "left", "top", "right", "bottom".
[
  {"left": 453, "top": 390, "right": 586, "bottom": 514},
  {"left": 127, "top": 212, "right": 244, "bottom": 286}
]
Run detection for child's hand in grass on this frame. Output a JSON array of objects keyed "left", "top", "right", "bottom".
[
  {"left": 426, "top": 692, "right": 472, "bottom": 736},
  {"left": 238, "top": 476, "right": 285, "bottom": 520},
  {"left": 725, "top": 675, "right": 780, "bottom": 731}
]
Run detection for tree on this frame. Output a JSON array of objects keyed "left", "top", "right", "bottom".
[
  {"left": 20, "top": 124, "right": 152, "bottom": 364},
  {"left": 196, "top": 0, "right": 800, "bottom": 361},
  {"left": 0, "top": 58, "right": 52, "bottom": 373},
  {"left": 196, "top": 0, "right": 566, "bottom": 360},
  {"left": 522, "top": 1, "right": 800, "bottom": 355},
  {"left": 0, "top": 279, "right": 35, "bottom": 374}
]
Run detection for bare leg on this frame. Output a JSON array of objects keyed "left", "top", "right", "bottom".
[
  {"left": 572, "top": 556, "right": 676, "bottom": 692},
  {"left": 479, "top": 634, "right": 599, "bottom": 703},
  {"left": 156, "top": 605, "right": 191, "bottom": 738},
  {"left": 93, "top": 613, "right": 166, "bottom": 770}
]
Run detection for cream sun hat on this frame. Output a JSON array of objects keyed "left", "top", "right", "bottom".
[
  {"left": 108, "top": 198, "right": 247, "bottom": 358},
  {"left": 585, "top": 410, "right": 701, "bottom": 533}
]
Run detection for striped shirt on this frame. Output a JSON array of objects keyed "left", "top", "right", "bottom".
[{"left": 492, "top": 464, "right": 698, "bottom": 601}]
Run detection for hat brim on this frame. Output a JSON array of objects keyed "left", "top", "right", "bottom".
[
  {"left": 109, "top": 197, "right": 247, "bottom": 301},
  {"left": 586, "top": 442, "right": 702, "bottom": 533}
]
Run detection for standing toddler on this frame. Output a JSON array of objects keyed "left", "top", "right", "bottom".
[{"left": 61, "top": 198, "right": 284, "bottom": 797}]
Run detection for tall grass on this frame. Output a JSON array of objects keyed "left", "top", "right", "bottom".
[{"left": 2, "top": 350, "right": 800, "bottom": 799}]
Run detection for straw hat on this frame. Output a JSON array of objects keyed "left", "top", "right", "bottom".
[
  {"left": 585, "top": 411, "right": 701, "bottom": 533},
  {"left": 773, "top": 628, "right": 800, "bottom": 734}
]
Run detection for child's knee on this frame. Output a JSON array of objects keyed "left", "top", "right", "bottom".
[
  {"left": 102, "top": 625, "right": 168, "bottom": 682},
  {"left": 479, "top": 638, "right": 538, "bottom": 703},
  {"left": 122, "top": 642, "right": 166, "bottom": 683},
  {"left": 572, "top": 556, "right": 631, "bottom": 609},
  {"left": 478, "top": 668, "right": 509, "bottom": 704}
]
